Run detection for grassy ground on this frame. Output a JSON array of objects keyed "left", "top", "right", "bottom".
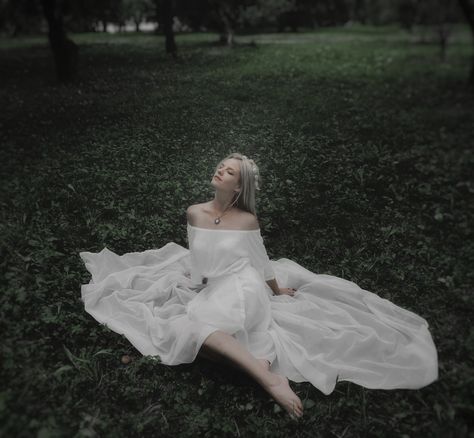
[{"left": 1, "top": 24, "right": 473, "bottom": 437}]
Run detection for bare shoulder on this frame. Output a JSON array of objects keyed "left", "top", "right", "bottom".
[
  {"left": 238, "top": 211, "right": 260, "bottom": 230},
  {"left": 186, "top": 202, "right": 211, "bottom": 225},
  {"left": 187, "top": 203, "right": 259, "bottom": 230},
  {"left": 186, "top": 203, "right": 202, "bottom": 225}
]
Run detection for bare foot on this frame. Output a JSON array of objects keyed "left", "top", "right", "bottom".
[
  {"left": 262, "top": 372, "right": 304, "bottom": 418},
  {"left": 257, "top": 359, "right": 271, "bottom": 371}
]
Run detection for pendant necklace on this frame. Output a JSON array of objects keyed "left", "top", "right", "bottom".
[{"left": 214, "top": 191, "right": 241, "bottom": 225}]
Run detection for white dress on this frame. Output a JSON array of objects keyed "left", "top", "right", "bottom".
[{"left": 79, "top": 223, "right": 438, "bottom": 395}]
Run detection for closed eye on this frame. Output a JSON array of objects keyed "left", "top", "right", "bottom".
[{"left": 218, "top": 165, "right": 234, "bottom": 174}]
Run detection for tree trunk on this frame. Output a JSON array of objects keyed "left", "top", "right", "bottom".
[
  {"left": 437, "top": 23, "right": 450, "bottom": 62},
  {"left": 219, "top": 7, "right": 236, "bottom": 47},
  {"left": 40, "top": 0, "right": 79, "bottom": 83},
  {"left": 227, "top": 29, "right": 234, "bottom": 46},
  {"left": 160, "top": 0, "right": 177, "bottom": 58},
  {"left": 355, "top": 0, "right": 367, "bottom": 24},
  {"left": 458, "top": 0, "right": 474, "bottom": 85}
]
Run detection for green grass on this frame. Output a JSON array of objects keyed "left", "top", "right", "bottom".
[{"left": 1, "top": 25, "right": 473, "bottom": 437}]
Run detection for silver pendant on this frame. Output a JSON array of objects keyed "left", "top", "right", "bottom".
[{"left": 214, "top": 217, "right": 220, "bottom": 224}]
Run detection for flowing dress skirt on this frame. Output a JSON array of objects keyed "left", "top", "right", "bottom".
[{"left": 80, "top": 243, "right": 438, "bottom": 395}]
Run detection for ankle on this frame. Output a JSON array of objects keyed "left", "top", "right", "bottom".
[{"left": 260, "top": 370, "right": 281, "bottom": 387}]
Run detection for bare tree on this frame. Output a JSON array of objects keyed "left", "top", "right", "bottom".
[
  {"left": 154, "top": 0, "right": 178, "bottom": 58},
  {"left": 458, "top": 0, "right": 474, "bottom": 84},
  {"left": 40, "top": 0, "right": 78, "bottom": 82}
]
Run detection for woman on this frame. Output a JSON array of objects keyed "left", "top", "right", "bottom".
[{"left": 79, "top": 153, "right": 438, "bottom": 420}]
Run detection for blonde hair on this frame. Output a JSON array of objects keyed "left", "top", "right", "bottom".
[{"left": 213, "top": 152, "right": 261, "bottom": 215}]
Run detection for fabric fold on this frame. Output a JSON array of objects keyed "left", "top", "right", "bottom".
[{"left": 79, "top": 225, "right": 438, "bottom": 394}]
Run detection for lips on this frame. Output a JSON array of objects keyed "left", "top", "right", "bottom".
[{"left": 214, "top": 175, "right": 222, "bottom": 181}]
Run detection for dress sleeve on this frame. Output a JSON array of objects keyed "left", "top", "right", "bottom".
[
  {"left": 186, "top": 224, "right": 193, "bottom": 249},
  {"left": 245, "top": 231, "right": 276, "bottom": 282},
  {"left": 186, "top": 224, "right": 202, "bottom": 284}
]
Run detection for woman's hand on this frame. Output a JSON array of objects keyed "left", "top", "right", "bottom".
[{"left": 277, "top": 287, "right": 297, "bottom": 297}]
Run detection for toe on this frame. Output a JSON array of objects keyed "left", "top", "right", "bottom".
[
  {"left": 294, "top": 400, "right": 303, "bottom": 415},
  {"left": 291, "top": 401, "right": 302, "bottom": 417}
]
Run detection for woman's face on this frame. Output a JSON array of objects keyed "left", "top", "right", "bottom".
[{"left": 211, "top": 158, "right": 241, "bottom": 192}]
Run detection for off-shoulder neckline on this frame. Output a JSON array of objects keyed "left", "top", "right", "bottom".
[{"left": 187, "top": 223, "right": 260, "bottom": 232}]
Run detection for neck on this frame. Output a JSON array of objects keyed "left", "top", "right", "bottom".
[{"left": 212, "top": 190, "right": 237, "bottom": 214}]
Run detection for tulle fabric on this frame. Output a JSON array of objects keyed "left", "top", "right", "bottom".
[{"left": 79, "top": 226, "right": 438, "bottom": 395}]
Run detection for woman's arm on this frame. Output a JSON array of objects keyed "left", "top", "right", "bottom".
[
  {"left": 244, "top": 216, "right": 297, "bottom": 297},
  {"left": 266, "top": 278, "right": 280, "bottom": 295},
  {"left": 266, "top": 278, "right": 297, "bottom": 296}
]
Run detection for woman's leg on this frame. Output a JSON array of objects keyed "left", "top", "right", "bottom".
[
  {"left": 198, "top": 345, "right": 270, "bottom": 371},
  {"left": 198, "top": 344, "right": 239, "bottom": 370},
  {"left": 200, "top": 330, "right": 304, "bottom": 418}
]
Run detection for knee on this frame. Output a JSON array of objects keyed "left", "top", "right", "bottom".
[{"left": 203, "top": 330, "right": 231, "bottom": 349}]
